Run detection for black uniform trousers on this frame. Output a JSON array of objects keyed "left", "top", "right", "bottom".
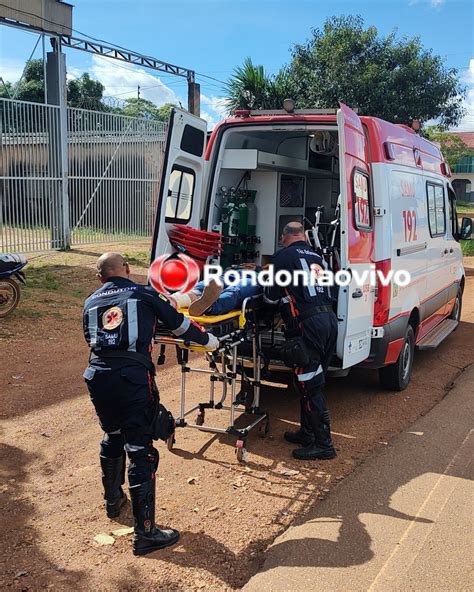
[
  {"left": 294, "top": 311, "right": 338, "bottom": 418},
  {"left": 84, "top": 362, "right": 158, "bottom": 487}
]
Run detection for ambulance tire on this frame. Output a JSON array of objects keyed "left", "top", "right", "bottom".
[
  {"left": 449, "top": 288, "right": 462, "bottom": 324},
  {"left": 379, "top": 325, "right": 415, "bottom": 392}
]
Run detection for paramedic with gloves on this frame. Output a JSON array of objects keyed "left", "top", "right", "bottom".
[
  {"left": 264, "top": 223, "right": 337, "bottom": 461},
  {"left": 82, "top": 253, "right": 218, "bottom": 556}
]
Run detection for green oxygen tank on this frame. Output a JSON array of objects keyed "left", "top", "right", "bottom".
[
  {"left": 246, "top": 190, "right": 257, "bottom": 237},
  {"left": 220, "top": 186, "right": 240, "bottom": 268}
]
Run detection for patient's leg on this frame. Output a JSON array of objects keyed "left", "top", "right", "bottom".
[{"left": 188, "top": 280, "right": 223, "bottom": 316}]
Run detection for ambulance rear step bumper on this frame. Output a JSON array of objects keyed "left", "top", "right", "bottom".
[{"left": 417, "top": 319, "right": 458, "bottom": 350}]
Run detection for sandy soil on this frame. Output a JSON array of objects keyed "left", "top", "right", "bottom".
[{"left": 1, "top": 250, "right": 473, "bottom": 591}]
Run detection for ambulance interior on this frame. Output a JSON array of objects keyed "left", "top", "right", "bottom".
[
  {"left": 208, "top": 127, "right": 341, "bottom": 270},
  {"left": 205, "top": 126, "right": 342, "bottom": 365}
]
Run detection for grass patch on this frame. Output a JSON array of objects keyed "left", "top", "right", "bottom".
[
  {"left": 461, "top": 240, "right": 474, "bottom": 256},
  {"left": 122, "top": 250, "right": 151, "bottom": 267},
  {"left": 457, "top": 201, "right": 474, "bottom": 214}
]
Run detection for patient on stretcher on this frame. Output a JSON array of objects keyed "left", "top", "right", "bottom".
[{"left": 170, "top": 265, "right": 262, "bottom": 317}]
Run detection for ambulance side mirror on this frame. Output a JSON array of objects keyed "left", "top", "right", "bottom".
[{"left": 460, "top": 217, "right": 472, "bottom": 241}]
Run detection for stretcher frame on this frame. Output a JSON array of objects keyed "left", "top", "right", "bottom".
[{"left": 154, "top": 296, "right": 270, "bottom": 462}]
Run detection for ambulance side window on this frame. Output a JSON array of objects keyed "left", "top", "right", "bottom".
[
  {"left": 165, "top": 166, "right": 195, "bottom": 223},
  {"left": 352, "top": 168, "right": 372, "bottom": 231},
  {"left": 426, "top": 182, "right": 446, "bottom": 237}
]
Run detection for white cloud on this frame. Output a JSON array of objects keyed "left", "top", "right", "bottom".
[
  {"left": 453, "top": 58, "right": 474, "bottom": 131},
  {"left": 200, "top": 93, "right": 228, "bottom": 129},
  {"left": 0, "top": 59, "right": 25, "bottom": 84},
  {"left": 408, "top": 0, "right": 445, "bottom": 7},
  {"left": 89, "top": 55, "right": 179, "bottom": 106}
]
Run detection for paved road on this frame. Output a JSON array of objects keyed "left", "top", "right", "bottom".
[{"left": 244, "top": 364, "right": 474, "bottom": 592}]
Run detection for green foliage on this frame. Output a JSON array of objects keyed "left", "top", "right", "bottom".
[
  {"left": 67, "top": 73, "right": 105, "bottom": 110},
  {"left": 423, "top": 126, "right": 474, "bottom": 169},
  {"left": 120, "top": 98, "right": 177, "bottom": 121},
  {"left": 290, "top": 15, "right": 466, "bottom": 127},
  {"left": 225, "top": 16, "right": 465, "bottom": 127},
  {"left": 0, "top": 59, "right": 106, "bottom": 108},
  {"left": 0, "top": 59, "right": 45, "bottom": 102},
  {"left": 461, "top": 240, "right": 474, "bottom": 257},
  {"left": 224, "top": 58, "right": 292, "bottom": 112}
]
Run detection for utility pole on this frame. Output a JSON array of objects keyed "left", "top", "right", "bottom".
[
  {"left": 137, "top": 85, "right": 140, "bottom": 100},
  {"left": 46, "top": 36, "right": 70, "bottom": 250}
]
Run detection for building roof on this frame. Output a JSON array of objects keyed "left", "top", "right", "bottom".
[{"left": 452, "top": 131, "right": 474, "bottom": 149}]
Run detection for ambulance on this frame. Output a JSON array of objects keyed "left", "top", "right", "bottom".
[{"left": 151, "top": 104, "right": 472, "bottom": 390}]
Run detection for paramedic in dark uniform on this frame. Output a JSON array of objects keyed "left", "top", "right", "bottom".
[
  {"left": 83, "top": 253, "right": 218, "bottom": 556},
  {"left": 264, "top": 222, "right": 337, "bottom": 461}
]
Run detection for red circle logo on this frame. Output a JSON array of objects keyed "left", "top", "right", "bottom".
[{"left": 148, "top": 253, "right": 199, "bottom": 295}]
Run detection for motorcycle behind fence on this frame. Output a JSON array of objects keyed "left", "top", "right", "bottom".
[{"left": 0, "top": 254, "right": 28, "bottom": 318}]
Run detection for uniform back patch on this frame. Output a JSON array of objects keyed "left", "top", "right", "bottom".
[{"left": 102, "top": 306, "right": 123, "bottom": 330}]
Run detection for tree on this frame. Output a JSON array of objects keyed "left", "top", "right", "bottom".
[
  {"left": 0, "top": 59, "right": 106, "bottom": 108},
  {"left": 67, "top": 73, "right": 105, "bottom": 110},
  {"left": 423, "top": 126, "right": 474, "bottom": 169},
  {"left": 120, "top": 98, "right": 177, "bottom": 121},
  {"left": 0, "top": 59, "right": 45, "bottom": 102},
  {"left": 224, "top": 58, "right": 291, "bottom": 112},
  {"left": 225, "top": 16, "right": 465, "bottom": 128},
  {"left": 289, "top": 16, "right": 465, "bottom": 128}
]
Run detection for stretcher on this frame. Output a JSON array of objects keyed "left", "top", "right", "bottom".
[{"left": 154, "top": 296, "right": 270, "bottom": 462}]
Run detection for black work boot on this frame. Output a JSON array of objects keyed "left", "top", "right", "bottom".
[
  {"left": 292, "top": 400, "right": 336, "bottom": 461},
  {"left": 129, "top": 480, "right": 180, "bottom": 556},
  {"left": 284, "top": 399, "right": 315, "bottom": 446},
  {"left": 100, "top": 454, "right": 127, "bottom": 518}
]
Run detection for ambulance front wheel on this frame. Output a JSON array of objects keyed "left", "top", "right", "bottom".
[
  {"left": 379, "top": 325, "right": 415, "bottom": 392},
  {"left": 449, "top": 288, "right": 462, "bottom": 324}
]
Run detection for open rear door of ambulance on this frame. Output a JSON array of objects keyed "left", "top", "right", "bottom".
[
  {"left": 336, "top": 103, "right": 375, "bottom": 369},
  {"left": 151, "top": 108, "right": 207, "bottom": 261}
]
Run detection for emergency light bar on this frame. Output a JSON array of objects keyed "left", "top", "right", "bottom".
[{"left": 248, "top": 108, "right": 339, "bottom": 116}]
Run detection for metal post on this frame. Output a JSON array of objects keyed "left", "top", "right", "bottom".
[
  {"left": 46, "top": 39, "right": 70, "bottom": 249},
  {"left": 187, "top": 81, "right": 200, "bottom": 117}
]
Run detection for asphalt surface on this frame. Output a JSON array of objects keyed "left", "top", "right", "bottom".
[{"left": 244, "top": 364, "right": 474, "bottom": 592}]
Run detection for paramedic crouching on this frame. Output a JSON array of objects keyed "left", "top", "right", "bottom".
[
  {"left": 264, "top": 223, "right": 337, "bottom": 461},
  {"left": 82, "top": 253, "right": 218, "bottom": 556}
]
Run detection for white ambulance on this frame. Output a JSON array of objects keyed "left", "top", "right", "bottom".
[{"left": 151, "top": 104, "right": 471, "bottom": 390}]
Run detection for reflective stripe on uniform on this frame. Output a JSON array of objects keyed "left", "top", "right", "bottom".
[
  {"left": 127, "top": 299, "right": 138, "bottom": 352},
  {"left": 299, "top": 258, "right": 316, "bottom": 297},
  {"left": 297, "top": 365, "right": 323, "bottom": 381},
  {"left": 88, "top": 306, "right": 98, "bottom": 347},
  {"left": 281, "top": 295, "right": 290, "bottom": 304},
  {"left": 172, "top": 316, "right": 191, "bottom": 336},
  {"left": 263, "top": 293, "right": 280, "bottom": 305}
]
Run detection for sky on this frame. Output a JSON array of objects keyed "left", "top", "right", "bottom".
[{"left": 0, "top": 0, "right": 473, "bottom": 129}]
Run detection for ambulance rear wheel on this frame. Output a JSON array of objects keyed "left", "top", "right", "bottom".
[{"left": 379, "top": 325, "right": 414, "bottom": 392}]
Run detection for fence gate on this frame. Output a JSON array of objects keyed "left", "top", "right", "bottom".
[
  {"left": 0, "top": 98, "right": 167, "bottom": 253},
  {"left": 68, "top": 108, "right": 166, "bottom": 246},
  {"left": 1, "top": 98, "right": 63, "bottom": 252}
]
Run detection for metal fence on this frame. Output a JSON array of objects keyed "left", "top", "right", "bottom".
[{"left": 0, "top": 98, "right": 167, "bottom": 253}]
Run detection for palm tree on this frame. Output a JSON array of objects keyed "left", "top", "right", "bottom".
[{"left": 224, "top": 58, "right": 292, "bottom": 113}]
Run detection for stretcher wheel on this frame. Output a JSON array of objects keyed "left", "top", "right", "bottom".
[
  {"left": 195, "top": 412, "right": 205, "bottom": 426},
  {"left": 235, "top": 440, "right": 248, "bottom": 463},
  {"left": 258, "top": 420, "right": 270, "bottom": 438},
  {"left": 166, "top": 434, "right": 175, "bottom": 451}
]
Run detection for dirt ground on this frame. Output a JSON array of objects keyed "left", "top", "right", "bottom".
[{"left": 1, "top": 246, "right": 473, "bottom": 591}]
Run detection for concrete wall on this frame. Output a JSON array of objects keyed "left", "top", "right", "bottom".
[{"left": 0, "top": 0, "right": 72, "bottom": 36}]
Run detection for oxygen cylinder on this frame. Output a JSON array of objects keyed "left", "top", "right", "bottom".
[
  {"left": 246, "top": 190, "right": 257, "bottom": 237},
  {"left": 238, "top": 199, "right": 248, "bottom": 235}
]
